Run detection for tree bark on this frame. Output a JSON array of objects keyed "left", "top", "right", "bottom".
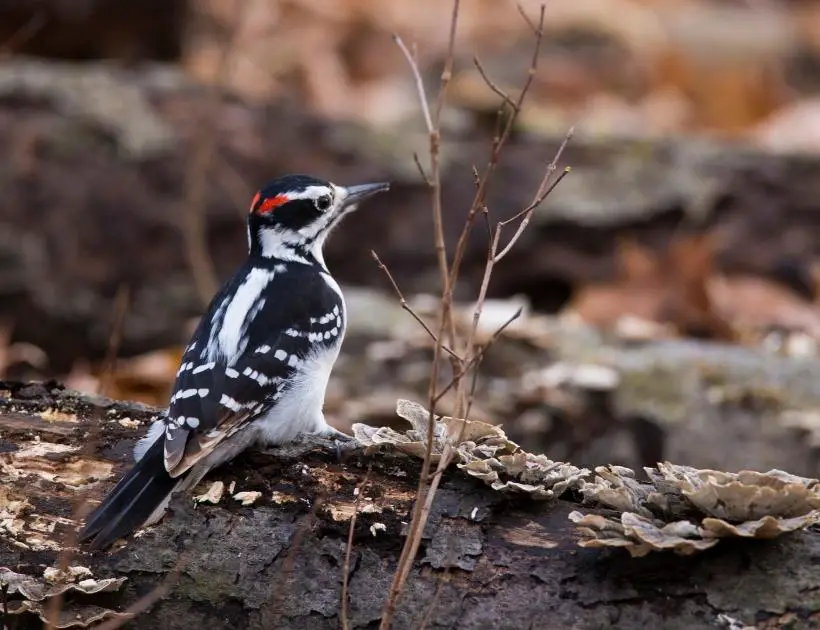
[{"left": 1, "top": 381, "right": 818, "bottom": 630}]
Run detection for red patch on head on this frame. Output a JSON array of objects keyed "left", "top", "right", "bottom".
[
  {"left": 257, "top": 194, "right": 289, "bottom": 214},
  {"left": 249, "top": 191, "right": 261, "bottom": 213}
]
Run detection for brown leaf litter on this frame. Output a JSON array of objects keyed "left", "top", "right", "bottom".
[{"left": 565, "top": 232, "right": 820, "bottom": 348}]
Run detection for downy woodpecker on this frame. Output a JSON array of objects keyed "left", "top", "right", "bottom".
[{"left": 79, "top": 174, "right": 389, "bottom": 549}]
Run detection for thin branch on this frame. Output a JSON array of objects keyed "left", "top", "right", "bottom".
[
  {"left": 413, "top": 152, "right": 432, "bottom": 186},
  {"left": 452, "top": 4, "right": 546, "bottom": 411},
  {"left": 0, "top": 12, "right": 46, "bottom": 58},
  {"left": 379, "top": 5, "right": 569, "bottom": 629},
  {"left": 432, "top": 307, "right": 523, "bottom": 407},
  {"left": 341, "top": 466, "right": 372, "bottom": 630},
  {"left": 393, "top": 35, "right": 434, "bottom": 134},
  {"left": 499, "top": 166, "right": 570, "bottom": 230},
  {"left": 445, "top": 4, "right": 547, "bottom": 344},
  {"left": 517, "top": 2, "right": 539, "bottom": 33},
  {"left": 93, "top": 552, "right": 191, "bottom": 630},
  {"left": 380, "top": 3, "right": 461, "bottom": 628},
  {"left": 97, "top": 284, "right": 130, "bottom": 398},
  {"left": 464, "top": 349, "right": 484, "bottom": 419},
  {"left": 482, "top": 204, "right": 492, "bottom": 238},
  {"left": 43, "top": 498, "right": 97, "bottom": 630},
  {"left": 45, "top": 281, "right": 130, "bottom": 630},
  {"left": 372, "top": 251, "right": 462, "bottom": 361},
  {"left": 426, "top": 0, "right": 463, "bottom": 364},
  {"left": 182, "top": 1, "right": 251, "bottom": 306},
  {"left": 473, "top": 57, "right": 518, "bottom": 110},
  {"left": 268, "top": 493, "right": 326, "bottom": 625},
  {"left": 433, "top": 0, "right": 461, "bottom": 125},
  {"left": 493, "top": 166, "right": 571, "bottom": 262},
  {"left": 418, "top": 570, "right": 449, "bottom": 630}
]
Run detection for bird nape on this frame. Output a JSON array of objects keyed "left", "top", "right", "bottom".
[{"left": 78, "top": 174, "right": 390, "bottom": 550}]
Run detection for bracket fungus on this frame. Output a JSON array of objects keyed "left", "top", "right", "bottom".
[{"left": 570, "top": 464, "right": 820, "bottom": 556}]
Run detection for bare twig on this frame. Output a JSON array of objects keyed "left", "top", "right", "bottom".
[
  {"left": 340, "top": 466, "right": 373, "bottom": 630},
  {"left": 268, "top": 493, "right": 326, "bottom": 625},
  {"left": 464, "top": 350, "right": 484, "bottom": 420},
  {"left": 97, "top": 283, "right": 131, "bottom": 398},
  {"left": 473, "top": 57, "right": 518, "bottom": 110},
  {"left": 517, "top": 2, "right": 540, "bottom": 33},
  {"left": 93, "top": 551, "right": 191, "bottom": 630},
  {"left": 182, "top": 1, "right": 251, "bottom": 306},
  {"left": 493, "top": 165, "right": 571, "bottom": 262},
  {"left": 493, "top": 126, "right": 574, "bottom": 262},
  {"left": 433, "top": 0, "right": 461, "bottom": 124},
  {"left": 445, "top": 4, "right": 547, "bottom": 354},
  {"left": 46, "top": 283, "right": 131, "bottom": 628},
  {"left": 380, "top": 4, "right": 462, "bottom": 628},
  {"left": 432, "top": 307, "right": 523, "bottom": 407},
  {"left": 499, "top": 166, "right": 570, "bottom": 230},
  {"left": 418, "top": 571, "right": 449, "bottom": 630},
  {"left": 393, "top": 35, "right": 433, "bottom": 134},
  {"left": 43, "top": 491, "right": 100, "bottom": 629},
  {"left": 379, "top": 4, "right": 570, "bottom": 629},
  {"left": 412, "top": 152, "right": 432, "bottom": 186},
  {"left": 0, "top": 12, "right": 46, "bottom": 58},
  {"left": 372, "top": 251, "right": 461, "bottom": 361}
]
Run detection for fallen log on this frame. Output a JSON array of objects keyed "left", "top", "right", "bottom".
[{"left": 1, "top": 381, "right": 818, "bottom": 630}]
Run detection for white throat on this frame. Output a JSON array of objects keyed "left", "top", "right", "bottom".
[{"left": 255, "top": 226, "right": 331, "bottom": 268}]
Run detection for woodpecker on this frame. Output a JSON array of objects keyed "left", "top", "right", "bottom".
[{"left": 79, "top": 174, "right": 390, "bottom": 550}]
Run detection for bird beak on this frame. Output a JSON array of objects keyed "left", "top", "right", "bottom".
[{"left": 342, "top": 182, "right": 390, "bottom": 208}]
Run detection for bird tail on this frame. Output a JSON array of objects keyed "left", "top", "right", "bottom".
[{"left": 78, "top": 436, "right": 180, "bottom": 550}]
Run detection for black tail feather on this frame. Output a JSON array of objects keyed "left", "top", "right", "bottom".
[{"left": 79, "top": 437, "right": 179, "bottom": 550}]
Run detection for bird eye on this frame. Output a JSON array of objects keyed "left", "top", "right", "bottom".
[{"left": 314, "top": 195, "right": 332, "bottom": 212}]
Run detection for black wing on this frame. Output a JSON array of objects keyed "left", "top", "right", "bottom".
[
  {"left": 161, "top": 262, "right": 344, "bottom": 476},
  {"left": 78, "top": 262, "right": 344, "bottom": 550}
]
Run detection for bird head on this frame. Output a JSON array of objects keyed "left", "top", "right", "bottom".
[{"left": 246, "top": 174, "right": 390, "bottom": 265}]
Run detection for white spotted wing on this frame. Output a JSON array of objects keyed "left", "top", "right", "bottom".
[{"left": 162, "top": 262, "right": 345, "bottom": 477}]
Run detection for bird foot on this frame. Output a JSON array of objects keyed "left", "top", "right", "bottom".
[{"left": 260, "top": 429, "right": 359, "bottom": 461}]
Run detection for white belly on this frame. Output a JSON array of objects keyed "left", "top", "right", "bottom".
[{"left": 251, "top": 340, "right": 341, "bottom": 445}]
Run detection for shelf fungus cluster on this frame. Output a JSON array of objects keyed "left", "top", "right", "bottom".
[
  {"left": 0, "top": 565, "right": 130, "bottom": 628},
  {"left": 569, "top": 464, "right": 820, "bottom": 556},
  {"left": 353, "top": 399, "right": 589, "bottom": 499},
  {"left": 356, "top": 400, "right": 820, "bottom": 557}
]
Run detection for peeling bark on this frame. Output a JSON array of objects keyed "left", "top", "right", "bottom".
[{"left": 1, "top": 382, "right": 819, "bottom": 630}]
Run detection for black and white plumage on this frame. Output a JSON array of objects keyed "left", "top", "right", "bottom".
[{"left": 79, "top": 174, "right": 389, "bottom": 550}]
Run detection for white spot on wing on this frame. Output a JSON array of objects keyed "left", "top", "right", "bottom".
[
  {"left": 219, "top": 394, "right": 243, "bottom": 412},
  {"left": 193, "top": 362, "right": 215, "bottom": 374}
]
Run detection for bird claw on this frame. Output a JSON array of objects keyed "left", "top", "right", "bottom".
[
  {"left": 260, "top": 430, "right": 359, "bottom": 460},
  {"left": 316, "top": 429, "right": 359, "bottom": 462}
]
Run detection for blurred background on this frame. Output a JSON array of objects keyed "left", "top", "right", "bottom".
[{"left": 3, "top": 0, "right": 820, "bottom": 477}]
